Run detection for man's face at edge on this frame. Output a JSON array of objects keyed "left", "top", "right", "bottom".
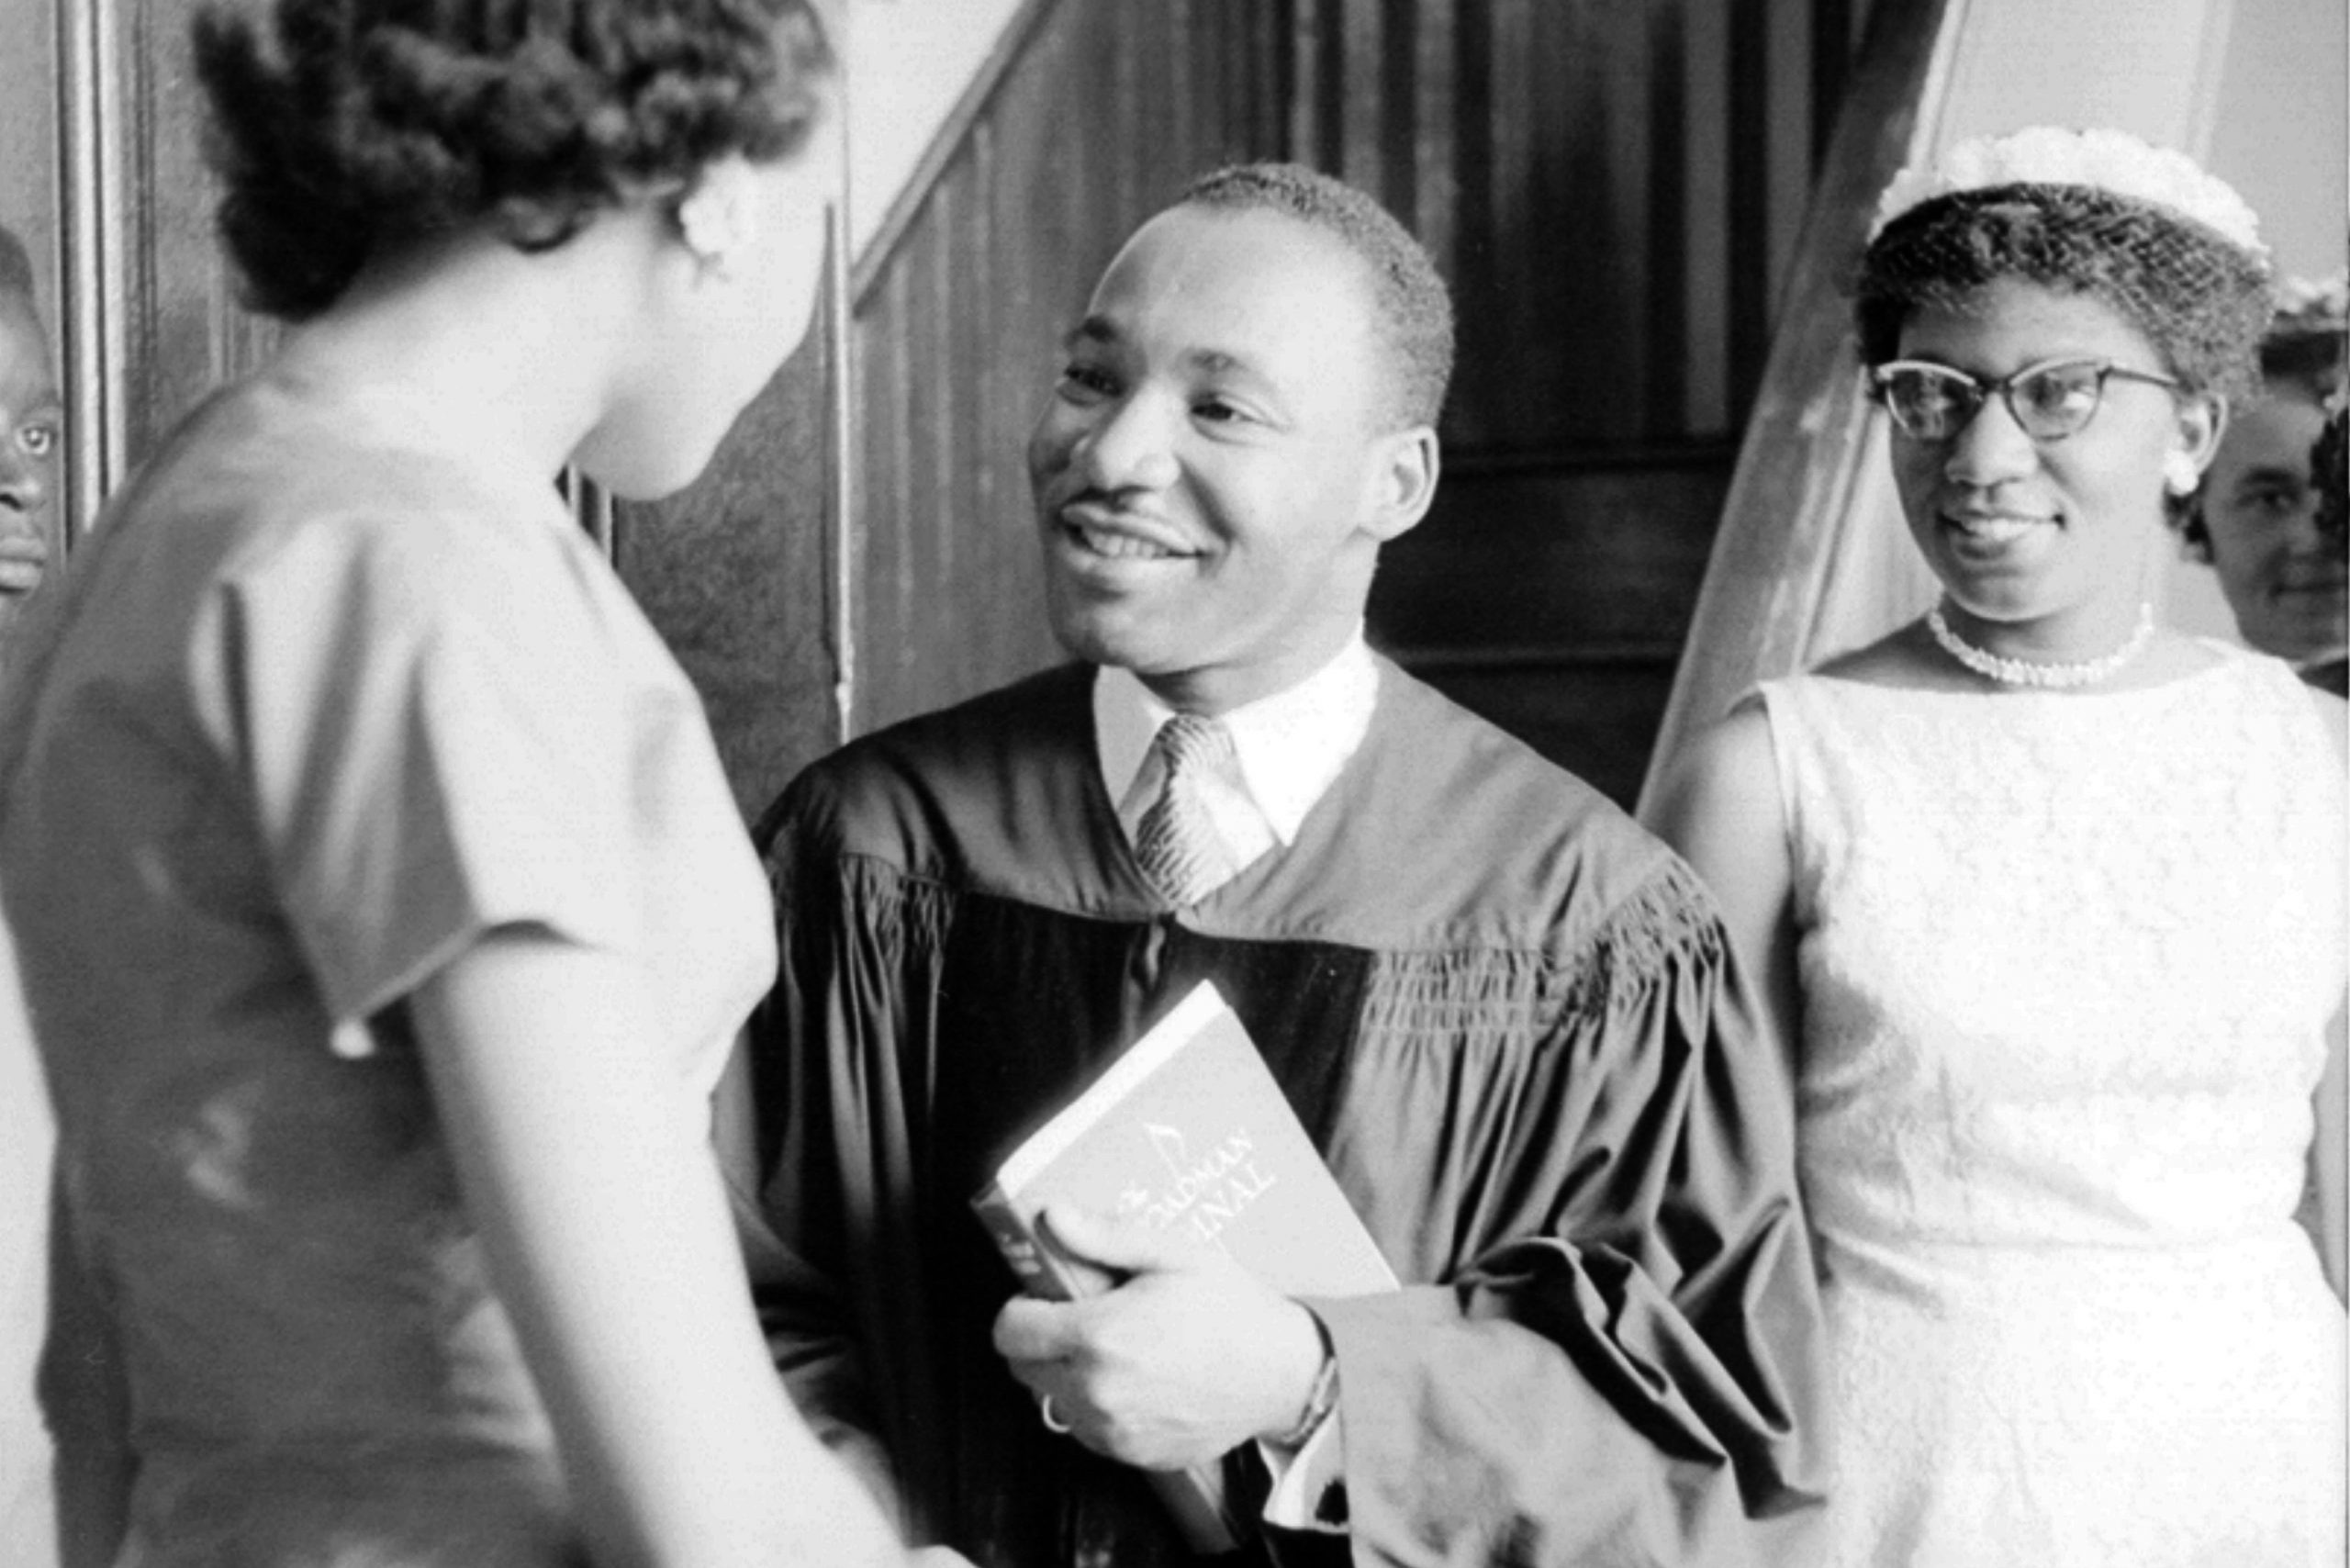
[
  {"left": 0, "top": 293, "right": 60, "bottom": 618},
  {"left": 2200, "top": 386, "right": 2346, "bottom": 665}
]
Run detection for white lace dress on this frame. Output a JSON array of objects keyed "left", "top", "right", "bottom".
[{"left": 1759, "top": 644, "right": 2346, "bottom": 1567}]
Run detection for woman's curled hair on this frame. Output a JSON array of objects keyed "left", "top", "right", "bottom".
[{"left": 195, "top": 0, "right": 834, "bottom": 321}]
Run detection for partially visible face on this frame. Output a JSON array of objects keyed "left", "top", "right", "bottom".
[
  {"left": 584, "top": 120, "right": 840, "bottom": 499},
  {"left": 699, "top": 133, "right": 837, "bottom": 429},
  {"left": 2199, "top": 387, "right": 2345, "bottom": 664},
  {"left": 1887, "top": 277, "right": 2214, "bottom": 636},
  {"left": 0, "top": 296, "right": 60, "bottom": 609},
  {"left": 1027, "top": 205, "right": 1412, "bottom": 711}
]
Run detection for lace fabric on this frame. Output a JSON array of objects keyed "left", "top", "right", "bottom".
[{"left": 1760, "top": 644, "right": 2347, "bottom": 1565}]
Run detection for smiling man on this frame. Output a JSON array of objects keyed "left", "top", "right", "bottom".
[{"left": 743, "top": 163, "right": 1823, "bottom": 1567}]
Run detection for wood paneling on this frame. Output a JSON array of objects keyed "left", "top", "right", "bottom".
[
  {"left": 108, "top": 5, "right": 279, "bottom": 473},
  {"left": 1371, "top": 449, "right": 1733, "bottom": 656},
  {"left": 845, "top": 0, "right": 1291, "bottom": 735},
  {"left": 1292, "top": 0, "right": 1877, "bottom": 457},
  {"left": 1281, "top": 0, "right": 1886, "bottom": 801},
  {"left": 1410, "top": 661, "right": 1679, "bottom": 813},
  {"left": 49, "top": 0, "right": 282, "bottom": 536},
  {"left": 1638, "top": 0, "right": 1951, "bottom": 817}
]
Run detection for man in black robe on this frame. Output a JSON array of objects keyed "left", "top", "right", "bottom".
[{"left": 742, "top": 162, "right": 1824, "bottom": 1566}]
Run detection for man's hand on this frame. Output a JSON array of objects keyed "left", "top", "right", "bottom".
[{"left": 991, "top": 1204, "right": 1326, "bottom": 1471}]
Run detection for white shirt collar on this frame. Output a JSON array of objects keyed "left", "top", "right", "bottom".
[{"left": 1093, "top": 631, "right": 1380, "bottom": 850}]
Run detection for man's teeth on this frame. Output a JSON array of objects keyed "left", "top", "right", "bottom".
[
  {"left": 1078, "top": 525, "right": 1176, "bottom": 560},
  {"left": 1951, "top": 514, "right": 2042, "bottom": 544}
]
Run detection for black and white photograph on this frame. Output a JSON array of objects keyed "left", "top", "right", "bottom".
[{"left": 0, "top": 2, "right": 2342, "bottom": 1564}]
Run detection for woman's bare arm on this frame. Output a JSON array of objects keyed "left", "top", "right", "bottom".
[
  {"left": 1647, "top": 702, "right": 1804, "bottom": 1069},
  {"left": 410, "top": 929, "right": 905, "bottom": 1568}
]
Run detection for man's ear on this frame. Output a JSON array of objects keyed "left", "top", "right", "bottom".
[{"left": 1360, "top": 425, "right": 1440, "bottom": 543}]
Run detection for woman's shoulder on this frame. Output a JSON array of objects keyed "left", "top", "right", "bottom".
[
  {"left": 95, "top": 381, "right": 553, "bottom": 610},
  {"left": 158, "top": 401, "right": 640, "bottom": 755},
  {"left": 1806, "top": 619, "right": 1942, "bottom": 688},
  {"left": 196, "top": 400, "right": 585, "bottom": 625},
  {"left": 1650, "top": 632, "right": 1930, "bottom": 836},
  {"left": 1648, "top": 699, "right": 1782, "bottom": 855}
]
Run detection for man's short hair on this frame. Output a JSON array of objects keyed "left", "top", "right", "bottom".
[{"left": 1178, "top": 162, "right": 1453, "bottom": 430}]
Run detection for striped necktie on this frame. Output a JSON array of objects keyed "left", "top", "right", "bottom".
[{"left": 1133, "top": 713, "right": 1242, "bottom": 906}]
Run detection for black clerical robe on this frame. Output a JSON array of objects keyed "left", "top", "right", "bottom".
[{"left": 744, "top": 659, "right": 1824, "bottom": 1567}]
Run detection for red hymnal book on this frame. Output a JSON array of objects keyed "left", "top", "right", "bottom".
[{"left": 971, "top": 980, "right": 1395, "bottom": 1553}]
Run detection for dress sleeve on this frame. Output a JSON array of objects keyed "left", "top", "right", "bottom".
[
  {"left": 1303, "top": 860, "right": 1828, "bottom": 1566},
  {"left": 213, "top": 515, "right": 638, "bottom": 1044}
]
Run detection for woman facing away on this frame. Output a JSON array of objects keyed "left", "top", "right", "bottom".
[
  {"left": 1652, "top": 127, "right": 2347, "bottom": 1565},
  {"left": 0, "top": 2, "right": 908, "bottom": 1564}
]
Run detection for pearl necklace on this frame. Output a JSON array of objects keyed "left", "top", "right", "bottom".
[{"left": 1925, "top": 601, "right": 2156, "bottom": 689}]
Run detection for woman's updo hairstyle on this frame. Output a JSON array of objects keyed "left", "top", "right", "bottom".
[
  {"left": 195, "top": 0, "right": 834, "bottom": 321},
  {"left": 1855, "top": 128, "right": 2272, "bottom": 404}
]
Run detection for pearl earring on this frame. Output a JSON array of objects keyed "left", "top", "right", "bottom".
[
  {"left": 2162, "top": 451, "right": 2201, "bottom": 497},
  {"left": 678, "top": 159, "right": 758, "bottom": 281}
]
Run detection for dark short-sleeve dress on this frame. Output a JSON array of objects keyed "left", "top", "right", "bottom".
[{"left": 0, "top": 378, "right": 774, "bottom": 1567}]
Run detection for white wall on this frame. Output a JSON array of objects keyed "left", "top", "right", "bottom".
[
  {"left": 2207, "top": 0, "right": 2347, "bottom": 286},
  {"left": 846, "top": 0, "right": 1030, "bottom": 257}
]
